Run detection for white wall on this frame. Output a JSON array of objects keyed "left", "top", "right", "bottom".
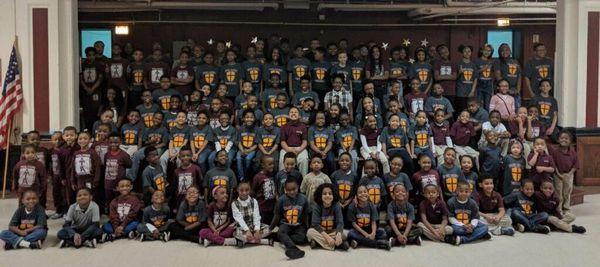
[{"left": 0, "top": 0, "right": 78, "bottom": 136}]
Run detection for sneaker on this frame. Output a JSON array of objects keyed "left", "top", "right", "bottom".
[
  {"left": 350, "top": 240, "right": 358, "bottom": 249},
  {"left": 139, "top": 234, "right": 145, "bottom": 242},
  {"left": 444, "top": 235, "right": 456, "bottom": 245},
  {"left": 572, "top": 225, "right": 587, "bottom": 234},
  {"left": 50, "top": 213, "right": 63, "bottom": 220},
  {"left": 414, "top": 236, "right": 422, "bottom": 246},
  {"left": 83, "top": 240, "right": 96, "bottom": 248},
  {"left": 389, "top": 237, "right": 396, "bottom": 247},
  {"left": 268, "top": 238, "right": 274, "bottom": 246},
  {"left": 235, "top": 238, "right": 245, "bottom": 248},
  {"left": 163, "top": 232, "right": 171, "bottom": 242},
  {"left": 285, "top": 247, "right": 305, "bottom": 260},
  {"left": 4, "top": 241, "right": 12, "bottom": 250},
  {"left": 501, "top": 227, "right": 515, "bottom": 236},
  {"left": 455, "top": 236, "right": 461, "bottom": 246},
  {"left": 29, "top": 240, "right": 42, "bottom": 249},
  {"left": 203, "top": 238, "right": 210, "bottom": 247},
  {"left": 338, "top": 241, "right": 349, "bottom": 251},
  {"left": 375, "top": 239, "right": 391, "bottom": 251},
  {"left": 58, "top": 240, "right": 66, "bottom": 248},
  {"left": 128, "top": 231, "right": 137, "bottom": 239},
  {"left": 533, "top": 225, "right": 550, "bottom": 234},
  {"left": 90, "top": 238, "right": 97, "bottom": 248},
  {"left": 515, "top": 223, "right": 525, "bottom": 233},
  {"left": 309, "top": 240, "right": 317, "bottom": 249},
  {"left": 101, "top": 233, "right": 108, "bottom": 243},
  {"left": 481, "top": 233, "right": 492, "bottom": 241}
]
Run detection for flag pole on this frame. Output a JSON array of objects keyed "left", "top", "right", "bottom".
[{"left": 2, "top": 119, "right": 13, "bottom": 199}]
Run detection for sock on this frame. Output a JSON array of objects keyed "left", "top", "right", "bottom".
[
  {"left": 223, "top": 238, "right": 237, "bottom": 246},
  {"left": 18, "top": 240, "right": 31, "bottom": 248},
  {"left": 259, "top": 238, "right": 270, "bottom": 245}
]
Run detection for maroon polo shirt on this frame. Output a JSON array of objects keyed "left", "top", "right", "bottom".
[
  {"left": 548, "top": 144, "right": 578, "bottom": 174},
  {"left": 450, "top": 121, "right": 475, "bottom": 146},
  {"left": 418, "top": 198, "right": 448, "bottom": 224},
  {"left": 525, "top": 119, "right": 547, "bottom": 141},
  {"left": 534, "top": 191, "right": 562, "bottom": 218},
  {"left": 527, "top": 152, "right": 555, "bottom": 186},
  {"left": 476, "top": 191, "right": 504, "bottom": 214},
  {"left": 281, "top": 120, "right": 307, "bottom": 147},
  {"left": 360, "top": 127, "right": 381, "bottom": 147},
  {"left": 431, "top": 121, "right": 450, "bottom": 145}
]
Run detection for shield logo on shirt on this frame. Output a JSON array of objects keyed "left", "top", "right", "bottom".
[
  {"left": 295, "top": 66, "right": 306, "bottom": 78},
  {"left": 538, "top": 66, "right": 549, "bottom": 78},
  {"left": 160, "top": 97, "right": 171, "bottom": 110},
  {"left": 368, "top": 188, "right": 381, "bottom": 204},
  {"left": 511, "top": 167, "right": 522, "bottom": 182},
  {"left": 416, "top": 133, "right": 428, "bottom": 147},
  {"left": 342, "top": 135, "right": 353, "bottom": 150},
  {"left": 225, "top": 70, "right": 236, "bottom": 82},
  {"left": 155, "top": 176, "right": 166, "bottom": 191},
  {"left": 418, "top": 69, "right": 428, "bottom": 82},
  {"left": 508, "top": 64, "right": 517, "bottom": 75},
  {"left": 124, "top": 131, "right": 136, "bottom": 145},
  {"left": 173, "top": 136, "right": 185, "bottom": 148},
  {"left": 219, "top": 138, "right": 228, "bottom": 149},
  {"left": 276, "top": 116, "right": 288, "bottom": 127},
  {"left": 315, "top": 136, "right": 327, "bottom": 149},
  {"left": 338, "top": 184, "right": 351, "bottom": 199},
  {"left": 522, "top": 203, "right": 532, "bottom": 215},
  {"left": 249, "top": 69, "right": 259, "bottom": 82},
  {"left": 482, "top": 67, "right": 491, "bottom": 78},
  {"left": 401, "top": 120, "right": 408, "bottom": 132},
  {"left": 392, "top": 68, "right": 402, "bottom": 76},
  {"left": 316, "top": 69, "right": 325, "bottom": 80},
  {"left": 194, "top": 135, "right": 206, "bottom": 149},
  {"left": 456, "top": 211, "right": 470, "bottom": 224},
  {"left": 185, "top": 215, "right": 199, "bottom": 224},
  {"left": 242, "top": 135, "right": 254, "bottom": 148},
  {"left": 269, "top": 97, "right": 277, "bottom": 110},
  {"left": 357, "top": 216, "right": 370, "bottom": 228},
  {"left": 446, "top": 177, "right": 458, "bottom": 192},
  {"left": 352, "top": 68, "right": 361, "bottom": 81},
  {"left": 397, "top": 215, "right": 408, "bottom": 229},
  {"left": 213, "top": 178, "right": 228, "bottom": 187},
  {"left": 143, "top": 115, "right": 154, "bottom": 128},
  {"left": 540, "top": 103, "right": 550, "bottom": 116},
  {"left": 286, "top": 209, "right": 299, "bottom": 224},
  {"left": 391, "top": 137, "right": 402, "bottom": 148},
  {"left": 204, "top": 72, "right": 215, "bottom": 84},
  {"left": 133, "top": 70, "right": 144, "bottom": 84},
  {"left": 321, "top": 219, "right": 334, "bottom": 231},
  {"left": 168, "top": 121, "right": 177, "bottom": 129},
  {"left": 463, "top": 70, "right": 473, "bottom": 81},
  {"left": 262, "top": 137, "right": 274, "bottom": 148}
]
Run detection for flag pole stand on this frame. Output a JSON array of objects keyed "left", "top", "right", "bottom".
[{"left": 2, "top": 119, "right": 13, "bottom": 199}]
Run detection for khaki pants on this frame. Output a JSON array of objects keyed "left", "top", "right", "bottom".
[
  {"left": 434, "top": 145, "right": 448, "bottom": 166},
  {"left": 480, "top": 214, "right": 513, "bottom": 235},
  {"left": 416, "top": 222, "right": 453, "bottom": 242},
  {"left": 554, "top": 172, "right": 574, "bottom": 211},
  {"left": 234, "top": 223, "right": 271, "bottom": 242},
  {"left": 548, "top": 214, "right": 576, "bottom": 232},
  {"left": 359, "top": 146, "right": 390, "bottom": 173},
  {"left": 306, "top": 228, "right": 344, "bottom": 251}
]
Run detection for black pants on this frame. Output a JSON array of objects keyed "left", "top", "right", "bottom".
[
  {"left": 277, "top": 224, "right": 307, "bottom": 249},
  {"left": 57, "top": 224, "right": 102, "bottom": 245},
  {"left": 167, "top": 223, "right": 201, "bottom": 243}
]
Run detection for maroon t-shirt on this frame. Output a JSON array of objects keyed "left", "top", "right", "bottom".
[
  {"left": 404, "top": 91, "right": 427, "bottom": 114},
  {"left": 70, "top": 149, "right": 102, "bottom": 189},
  {"left": 431, "top": 121, "right": 450, "bottom": 145},
  {"left": 418, "top": 198, "right": 448, "bottom": 224},
  {"left": 171, "top": 65, "right": 196, "bottom": 97},
  {"left": 533, "top": 191, "right": 561, "bottom": 218},
  {"left": 450, "top": 121, "right": 475, "bottom": 146},
  {"left": 527, "top": 152, "right": 555, "bottom": 186},
  {"left": 281, "top": 120, "right": 308, "bottom": 147},
  {"left": 106, "top": 58, "right": 130, "bottom": 90},
  {"left": 174, "top": 164, "right": 203, "bottom": 196},
  {"left": 476, "top": 191, "right": 504, "bottom": 214},
  {"left": 433, "top": 59, "right": 457, "bottom": 96},
  {"left": 104, "top": 150, "right": 132, "bottom": 189},
  {"left": 13, "top": 160, "right": 47, "bottom": 194},
  {"left": 252, "top": 170, "right": 277, "bottom": 213},
  {"left": 412, "top": 169, "right": 441, "bottom": 195},
  {"left": 507, "top": 120, "right": 522, "bottom": 139},
  {"left": 360, "top": 127, "right": 381, "bottom": 147},
  {"left": 525, "top": 119, "right": 547, "bottom": 141},
  {"left": 145, "top": 60, "right": 171, "bottom": 90},
  {"left": 207, "top": 202, "right": 232, "bottom": 228},
  {"left": 548, "top": 144, "right": 577, "bottom": 174}
]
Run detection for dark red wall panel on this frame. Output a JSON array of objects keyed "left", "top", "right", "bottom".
[
  {"left": 33, "top": 8, "right": 49, "bottom": 131},
  {"left": 586, "top": 12, "right": 599, "bottom": 128}
]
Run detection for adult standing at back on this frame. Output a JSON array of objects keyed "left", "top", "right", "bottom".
[
  {"left": 366, "top": 45, "right": 390, "bottom": 102},
  {"left": 524, "top": 43, "right": 554, "bottom": 97}
]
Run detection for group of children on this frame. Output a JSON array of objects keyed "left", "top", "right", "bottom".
[{"left": 1, "top": 39, "right": 583, "bottom": 259}]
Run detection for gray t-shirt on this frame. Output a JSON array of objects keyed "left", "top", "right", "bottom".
[
  {"left": 65, "top": 201, "right": 100, "bottom": 230},
  {"left": 456, "top": 60, "right": 479, "bottom": 97}
]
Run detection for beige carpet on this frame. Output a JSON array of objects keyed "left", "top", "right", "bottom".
[{"left": 1, "top": 194, "right": 600, "bottom": 267}]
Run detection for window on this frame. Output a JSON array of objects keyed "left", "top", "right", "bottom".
[
  {"left": 487, "top": 30, "right": 513, "bottom": 58},
  {"left": 80, "top": 29, "right": 112, "bottom": 58}
]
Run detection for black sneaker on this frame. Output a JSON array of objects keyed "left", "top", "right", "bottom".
[
  {"left": 572, "top": 225, "right": 587, "bottom": 234},
  {"left": 376, "top": 239, "right": 391, "bottom": 250},
  {"left": 350, "top": 240, "right": 358, "bottom": 249},
  {"left": 29, "top": 240, "right": 42, "bottom": 249},
  {"left": 268, "top": 238, "right": 274, "bottom": 246},
  {"left": 338, "top": 241, "right": 350, "bottom": 251},
  {"left": 285, "top": 247, "right": 305, "bottom": 260},
  {"left": 444, "top": 235, "right": 456, "bottom": 245},
  {"left": 501, "top": 227, "right": 515, "bottom": 236},
  {"left": 533, "top": 225, "right": 550, "bottom": 234},
  {"left": 235, "top": 238, "right": 245, "bottom": 248},
  {"left": 481, "top": 233, "right": 492, "bottom": 241},
  {"left": 58, "top": 240, "right": 67, "bottom": 248},
  {"left": 309, "top": 240, "right": 317, "bottom": 249},
  {"left": 414, "top": 236, "right": 422, "bottom": 246}
]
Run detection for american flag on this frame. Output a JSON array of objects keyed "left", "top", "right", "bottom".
[{"left": 0, "top": 44, "right": 23, "bottom": 149}]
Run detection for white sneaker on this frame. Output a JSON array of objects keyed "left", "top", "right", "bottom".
[
  {"left": 203, "top": 239, "right": 210, "bottom": 247},
  {"left": 163, "top": 232, "right": 170, "bottom": 242},
  {"left": 58, "top": 240, "right": 66, "bottom": 248}
]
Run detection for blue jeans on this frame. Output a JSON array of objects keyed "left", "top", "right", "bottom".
[
  {"left": 102, "top": 221, "right": 139, "bottom": 236},
  {"left": 208, "top": 148, "right": 237, "bottom": 169},
  {"left": 196, "top": 148, "right": 213, "bottom": 172},
  {"left": 478, "top": 89, "right": 493, "bottom": 111},
  {"left": 236, "top": 150, "right": 256, "bottom": 181},
  {"left": 347, "top": 228, "right": 387, "bottom": 248},
  {"left": 0, "top": 228, "right": 47, "bottom": 249},
  {"left": 451, "top": 223, "right": 489, "bottom": 244},
  {"left": 57, "top": 224, "right": 102, "bottom": 245},
  {"left": 510, "top": 209, "right": 548, "bottom": 231},
  {"left": 387, "top": 148, "right": 415, "bottom": 177}
]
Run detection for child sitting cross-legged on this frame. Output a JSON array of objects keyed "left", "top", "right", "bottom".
[
  {"left": 232, "top": 181, "right": 273, "bottom": 247},
  {"left": 0, "top": 190, "right": 47, "bottom": 250},
  {"left": 102, "top": 178, "right": 141, "bottom": 242},
  {"left": 445, "top": 181, "right": 491, "bottom": 245},
  {"left": 386, "top": 184, "right": 423, "bottom": 247},
  {"left": 199, "top": 186, "right": 237, "bottom": 247},
  {"left": 58, "top": 188, "right": 102, "bottom": 248},
  {"left": 417, "top": 184, "right": 452, "bottom": 242},
  {"left": 475, "top": 173, "right": 515, "bottom": 236},
  {"left": 137, "top": 190, "right": 171, "bottom": 242},
  {"left": 307, "top": 183, "right": 349, "bottom": 251}
]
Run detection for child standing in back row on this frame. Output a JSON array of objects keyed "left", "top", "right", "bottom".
[{"left": 12, "top": 145, "right": 47, "bottom": 204}]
